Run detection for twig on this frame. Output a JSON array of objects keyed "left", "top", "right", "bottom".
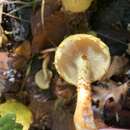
[
  {"left": 9, "top": 3, "right": 32, "bottom": 14},
  {"left": 0, "top": 0, "right": 32, "bottom": 5},
  {"left": 20, "top": 59, "right": 32, "bottom": 91},
  {"left": 41, "top": 48, "right": 57, "bottom": 54},
  {"left": 0, "top": 3, "right": 3, "bottom": 24},
  {"left": 41, "top": 0, "right": 45, "bottom": 27},
  {"left": 4, "top": 30, "right": 14, "bottom": 35},
  {"left": 2, "top": 12, "right": 30, "bottom": 23},
  {"left": 39, "top": 48, "right": 56, "bottom": 59}
]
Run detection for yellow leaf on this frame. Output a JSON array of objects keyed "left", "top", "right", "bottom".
[{"left": 0, "top": 100, "right": 32, "bottom": 130}]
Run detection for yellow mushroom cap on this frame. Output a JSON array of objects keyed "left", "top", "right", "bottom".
[
  {"left": 55, "top": 34, "right": 110, "bottom": 85},
  {"left": 61, "top": 0, "right": 94, "bottom": 13}
]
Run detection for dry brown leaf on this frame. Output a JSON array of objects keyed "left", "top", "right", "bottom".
[
  {"left": 53, "top": 77, "right": 75, "bottom": 104},
  {"left": 14, "top": 41, "right": 31, "bottom": 59},
  {"left": 12, "top": 56, "right": 28, "bottom": 70},
  {"left": 31, "top": 0, "right": 61, "bottom": 36},
  {"left": 45, "top": 12, "right": 68, "bottom": 44},
  {"left": 31, "top": 9, "right": 68, "bottom": 53},
  {"left": 29, "top": 99, "right": 54, "bottom": 123},
  {"left": 103, "top": 56, "right": 128, "bottom": 80},
  {"left": 95, "top": 113, "right": 107, "bottom": 129},
  {"left": 29, "top": 98, "right": 75, "bottom": 130},
  {"left": 92, "top": 80, "right": 129, "bottom": 113},
  {"left": 12, "top": 41, "right": 31, "bottom": 69},
  {"left": 52, "top": 109, "right": 75, "bottom": 130},
  {"left": 31, "top": 0, "right": 61, "bottom": 53}
]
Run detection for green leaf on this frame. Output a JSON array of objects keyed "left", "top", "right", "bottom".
[
  {"left": 0, "top": 100, "right": 32, "bottom": 130},
  {"left": 0, "top": 113, "right": 23, "bottom": 130}
]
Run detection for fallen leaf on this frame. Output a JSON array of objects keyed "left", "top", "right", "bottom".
[
  {"left": 31, "top": 0, "right": 61, "bottom": 53},
  {"left": 12, "top": 41, "right": 31, "bottom": 69},
  {"left": 51, "top": 109, "right": 75, "bottom": 130},
  {"left": 94, "top": 113, "right": 108, "bottom": 129},
  {"left": 31, "top": 0, "right": 61, "bottom": 36},
  {"left": 0, "top": 113, "right": 23, "bottom": 130},
  {"left": 12, "top": 57, "right": 26, "bottom": 71},
  {"left": 92, "top": 80, "right": 129, "bottom": 115},
  {"left": 29, "top": 99, "right": 54, "bottom": 129},
  {"left": 14, "top": 41, "right": 31, "bottom": 59},
  {"left": 31, "top": 9, "right": 68, "bottom": 53},
  {"left": 0, "top": 100, "right": 32, "bottom": 130},
  {"left": 103, "top": 56, "right": 128, "bottom": 80},
  {"left": 53, "top": 77, "right": 75, "bottom": 104}
]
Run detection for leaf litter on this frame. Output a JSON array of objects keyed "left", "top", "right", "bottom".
[{"left": 0, "top": 0, "right": 130, "bottom": 130}]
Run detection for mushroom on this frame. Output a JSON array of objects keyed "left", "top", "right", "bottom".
[
  {"left": 35, "top": 54, "right": 52, "bottom": 90},
  {"left": 61, "top": 0, "right": 94, "bottom": 13},
  {"left": 54, "top": 34, "right": 110, "bottom": 130}
]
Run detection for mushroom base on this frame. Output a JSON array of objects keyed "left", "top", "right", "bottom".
[{"left": 74, "top": 80, "right": 97, "bottom": 130}]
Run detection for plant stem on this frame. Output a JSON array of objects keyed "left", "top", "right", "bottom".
[
  {"left": 0, "top": 3, "right": 3, "bottom": 24},
  {"left": 2, "top": 12, "right": 30, "bottom": 23}
]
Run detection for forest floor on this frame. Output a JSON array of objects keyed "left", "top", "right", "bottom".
[{"left": 0, "top": 0, "right": 130, "bottom": 130}]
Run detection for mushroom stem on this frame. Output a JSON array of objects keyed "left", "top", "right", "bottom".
[
  {"left": 74, "top": 56, "right": 97, "bottom": 130},
  {"left": 42, "top": 54, "right": 50, "bottom": 79},
  {"left": 74, "top": 81, "right": 97, "bottom": 130}
]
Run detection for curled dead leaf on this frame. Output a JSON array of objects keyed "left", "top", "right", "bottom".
[
  {"left": 31, "top": 9, "right": 68, "bottom": 53},
  {"left": 92, "top": 80, "right": 129, "bottom": 115},
  {"left": 52, "top": 109, "right": 75, "bottom": 130},
  {"left": 95, "top": 113, "right": 108, "bottom": 129},
  {"left": 103, "top": 56, "right": 128, "bottom": 80},
  {"left": 29, "top": 98, "right": 54, "bottom": 123},
  {"left": 14, "top": 41, "right": 31, "bottom": 59},
  {"left": 12, "top": 41, "right": 31, "bottom": 69}
]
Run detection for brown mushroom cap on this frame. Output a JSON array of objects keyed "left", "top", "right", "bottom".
[{"left": 55, "top": 34, "right": 110, "bottom": 85}]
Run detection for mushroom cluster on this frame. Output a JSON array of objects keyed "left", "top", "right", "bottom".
[{"left": 54, "top": 34, "right": 110, "bottom": 130}]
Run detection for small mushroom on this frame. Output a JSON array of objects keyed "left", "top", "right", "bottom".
[
  {"left": 35, "top": 54, "right": 52, "bottom": 90},
  {"left": 54, "top": 34, "right": 110, "bottom": 130},
  {"left": 61, "top": 0, "right": 94, "bottom": 13}
]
